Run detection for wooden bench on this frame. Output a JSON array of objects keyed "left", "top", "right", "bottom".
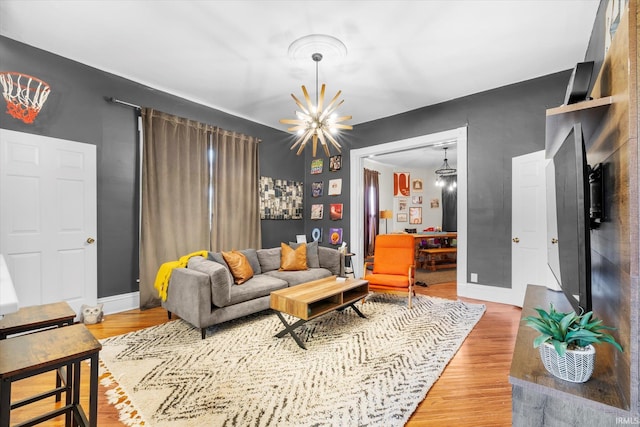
[{"left": 418, "top": 247, "right": 457, "bottom": 271}]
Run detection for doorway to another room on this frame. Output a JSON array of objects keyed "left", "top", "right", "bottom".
[{"left": 349, "top": 126, "right": 467, "bottom": 291}]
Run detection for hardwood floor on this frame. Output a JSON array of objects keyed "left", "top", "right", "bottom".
[{"left": 7, "top": 282, "right": 521, "bottom": 426}]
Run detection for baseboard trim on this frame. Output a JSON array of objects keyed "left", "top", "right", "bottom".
[
  {"left": 98, "top": 291, "right": 139, "bottom": 315},
  {"left": 457, "top": 282, "right": 520, "bottom": 307}
]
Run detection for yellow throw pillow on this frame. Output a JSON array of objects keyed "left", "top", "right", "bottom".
[
  {"left": 221, "top": 250, "right": 254, "bottom": 284},
  {"left": 279, "top": 242, "right": 308, "bottom": 271}
]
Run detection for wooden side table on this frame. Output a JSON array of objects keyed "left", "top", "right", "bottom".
[
  {"left": 0, "top": 324, "right": 102, "bottom": 427},
  {"left": 0, "top": 301, "right": 76, "bottom": 340},
  {"left": 0, "top": 301, "right": 77, "bottom": 402},
  {"left": 344, "top": 252, "right": 355, "bottom": 277}
]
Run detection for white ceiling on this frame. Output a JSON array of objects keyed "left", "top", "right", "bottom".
[{"left": 0, "top": 1, "right": 599, "bottom": 166}]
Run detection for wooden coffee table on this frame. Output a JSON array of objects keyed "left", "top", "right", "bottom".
[{"left": 270, "top": 276, "right": 369, "bottom": 349}]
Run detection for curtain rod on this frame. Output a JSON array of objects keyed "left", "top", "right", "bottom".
[
  {"left": 106, "top": 96, "right": 262, "bottom": 143},
  {"left": 107, "top": 97, "right": 141, "bottom": 110}
]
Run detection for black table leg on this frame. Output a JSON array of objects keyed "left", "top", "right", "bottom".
[
  {"left": 274, "top": 312, "right": 308, "bottom": 350},
  {"left": 0, "top": 379, "right": 10, "bottom": 427},
  {"left": 89, "top": 353, "right": 98, "bottom": 427},
  {"left": 348, "top": 303, "right": 367, "bottom": 319}
]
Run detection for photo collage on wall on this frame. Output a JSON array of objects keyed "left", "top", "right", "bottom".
[
  {"left": 310, "top": 155, "right": 344, "bottom": 245},
  {"left": 393, "top": 172, "right": 426, "bottom": 225},
  {"left": 259, "top": 176, "right": 303, "bottom": 220}
]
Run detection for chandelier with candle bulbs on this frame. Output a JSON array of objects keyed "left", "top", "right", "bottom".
[{"left": 435, "top": 147, "right": 457, "bottom": 191}]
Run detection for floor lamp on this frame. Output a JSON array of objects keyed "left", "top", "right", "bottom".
[{"left": 380, "top": 210, "right": 393, "bottom": 234}]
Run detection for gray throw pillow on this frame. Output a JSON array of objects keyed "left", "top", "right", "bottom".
[
  {"left": 239, "top": 249, "right": 261, "bottom": 275},
  {"left": 208, "top": 252, "right": 229, "bottom": 269},
  {"left": 257, "top": 247, "right": 281, "bottom": 272},
  {"left": 289, "top": 241, "right": 320, "bottom": 268}
]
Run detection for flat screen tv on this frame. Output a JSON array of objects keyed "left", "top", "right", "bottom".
[{"left": 546, "top": 123, "right": 592, "bottom": 313}]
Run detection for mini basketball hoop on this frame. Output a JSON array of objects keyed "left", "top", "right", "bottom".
[{"left": 0, "top": 72, "right": 51, "bottom": 124}]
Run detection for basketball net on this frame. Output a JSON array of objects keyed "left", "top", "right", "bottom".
[{"left": 0, "top": 72, "right": 51, "bottom": 124}]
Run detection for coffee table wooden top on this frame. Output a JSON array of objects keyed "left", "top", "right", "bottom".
[
  {"left": 270, "top": 276, "right": 369, "bottom": 320},
  {"left": 0, "top": 301, "right": 76, "bottom": 337}
]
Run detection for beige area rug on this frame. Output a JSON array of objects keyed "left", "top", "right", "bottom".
[
  {"left": 415, "top": 268, "right": 457, "bottom": 285},
  {"left": 99, "top": 294, "right": 485, "bottom": 427}
]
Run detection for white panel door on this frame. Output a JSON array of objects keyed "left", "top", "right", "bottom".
[
  {"left": 511, "top": 150, "right": 547, "bottom": 307},
  {"left": 0, "top": 129, "right": 97, "bottom": 316}
]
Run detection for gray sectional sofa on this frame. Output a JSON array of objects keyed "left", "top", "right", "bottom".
[{"left": 162, "top": 243, "right": 345, "bottom": 338}]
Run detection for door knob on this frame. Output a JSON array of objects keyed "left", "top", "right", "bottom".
[
  {"left": 86, "top": 237, "right": 95, "bottom": 244},
  {"left": 551, "top": 238, "right": 558, "bottom": 244},
  {"left": 512, "top": 237, "right": 520, "bottom": 243}
]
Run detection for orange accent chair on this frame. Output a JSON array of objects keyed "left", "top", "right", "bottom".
[{"left": 364, "top": 234, "right": 416, "bottom": 308}]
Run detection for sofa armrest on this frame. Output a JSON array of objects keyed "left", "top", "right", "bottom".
[
  {"left": 163, "top": 268, "right": 211, "bottom": 329},
  {"left": 187, "top": 257, "right": 232, "bottom": 308},
  {"left": 318, "top": 246, "right": 345, "bottom": 276}
]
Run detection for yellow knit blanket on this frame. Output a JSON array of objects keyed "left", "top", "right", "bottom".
[{"left": 154, "top": 250, "right": 208, "bottom": 301}]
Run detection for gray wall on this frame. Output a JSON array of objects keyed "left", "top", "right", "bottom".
[
  {"left": 0, "top": 36, "right": 302, "bottom": 298},
  {"left": 314, "top": 72, "right": 572, "bottom": 288}
]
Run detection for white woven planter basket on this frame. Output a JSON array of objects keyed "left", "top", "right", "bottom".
[{"left": 539, "top": 342, "right": 596, "bottom": 383}]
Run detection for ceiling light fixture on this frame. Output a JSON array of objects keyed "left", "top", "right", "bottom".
[
  {"left": 435, "top": 147, "right": 457, "bottom": 190},
  {"left": 280, "top": 49, "right": 352, "bottom": 157}
]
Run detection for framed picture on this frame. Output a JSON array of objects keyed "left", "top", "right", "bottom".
[
  {"left": 430, "top": 198, "right": 440, "bottom": 208},
  {"left": 412, "top": 178, "right": 423, "bottom": 192},
  {"left": 393, "top": 172, "right": 410, "bottom": 196},
  {"left": 311, "top": 204, "right": 324, "bottom": 220},
  {"left": 311, "top": 227, "right": 322, "bottom": 242},
  {"left": 328, "top": 178, "right": 342, "bottom": 195},
  {"left": 397, "top": 213, "right": 408, "bottom": 222},
  {"left": 311, "top": 181, "right": 323, "bottom": 197},
  {"left": 398, "top": 198, "right": 408, "bottom": 212},
  {"left": 310, "top": 159, "right": 323, "bottom": 174},
  {"left": 329, "top": 227, "right": 343, "bottom": 245},
  {"left": 329, "top": 155, "right": 342, "bottom": 171},
  {"left": 412, "top": 196, "right": 422, "bottom": 204},
  {"left": 329, "top": 203, "right": 343, "bottom": 220},
  {"left": 409, "top": 207, "right": 422, "bottom": 224},
  {"left": 259, "top": 176, "right": 303, "bottom": 220}
]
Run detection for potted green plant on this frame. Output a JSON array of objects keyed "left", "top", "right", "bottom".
[{"left": 523, "top": 304, "right": 623, "bottom": 383}]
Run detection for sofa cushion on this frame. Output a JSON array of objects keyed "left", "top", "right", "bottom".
[
  {"left": 208, "top": 252, "right": 229, "bottom": 269},
  {"left": 228, "top": 274, "right": 288, "bottom": 305},
  {"left": 239, "top": 249, "right": 261, "bottom": 275},
  {"left": 318, "top": 246, "right": 342, "bottom": 276},
  {"left": 222, "top": 250, "right": 254, "bottom": 284},
  {"left": 288, "top": 240, "right": 320, "bottom": 268},
  {"left": 279, "top": 242, "right": 307, "bottom": 271},
  {"left": 264, "top": 268, "right": 333, "bottom": 287},
  {"left": 257, "top": 247, "right": 281, "bottom": 273}
]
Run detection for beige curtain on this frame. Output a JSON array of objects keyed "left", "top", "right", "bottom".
[
  {"left": 139, "top": 108, "right": 212, "bottom": 309},
  {"left": 210, "top": 129, "right": 261, "bottom": 251}
]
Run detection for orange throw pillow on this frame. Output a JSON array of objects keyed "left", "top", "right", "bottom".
[
  {"left": 221, "top": 250, "right": 254, "bottom": 284},
  {"left": 279, "top": 242, "right": 308, "bottom": 271}
]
